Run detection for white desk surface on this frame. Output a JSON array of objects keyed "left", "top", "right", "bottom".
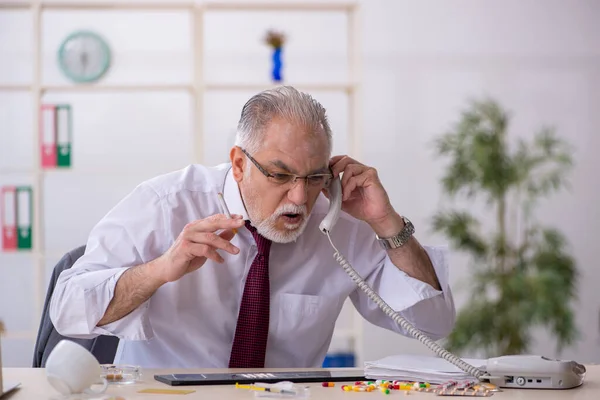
[{"left": 2, "top": 366, "right": 599, "bottom": 399}]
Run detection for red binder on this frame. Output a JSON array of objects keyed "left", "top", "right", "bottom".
[
  {"left": 40, "top": 104, "right": 57, "bottom": 168},
  {"left": 1, "top": 186, "right": 17, "bottom": 251}
]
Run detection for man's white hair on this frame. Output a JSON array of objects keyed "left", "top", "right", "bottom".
[{"left": 234, "top": 86, "right": 332, "bottom": 155}]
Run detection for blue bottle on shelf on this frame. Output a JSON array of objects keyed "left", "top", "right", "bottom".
[{"left": 322, "top": 336, "right": 356, "bottom": 367}]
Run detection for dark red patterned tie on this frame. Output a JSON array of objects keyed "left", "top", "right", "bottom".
[{"left": 228, "top": 220, "right": 272, "bottom": 368}]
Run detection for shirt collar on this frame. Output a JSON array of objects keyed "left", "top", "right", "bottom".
[{"left": 222, "top": 165, "right": 250, "bottom": 221}]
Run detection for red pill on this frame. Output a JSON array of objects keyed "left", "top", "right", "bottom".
[{"left": 322, "top": 382, "right": 335, "bottom": 387}]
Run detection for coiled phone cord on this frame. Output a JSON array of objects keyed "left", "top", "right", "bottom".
[{"left": 325, "top": 232, "right": 488, "bottom": 381}]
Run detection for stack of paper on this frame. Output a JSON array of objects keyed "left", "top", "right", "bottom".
[{"left": 364, "top": 354, "right": 487, "bottom": 384}]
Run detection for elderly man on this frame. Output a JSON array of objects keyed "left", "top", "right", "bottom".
[{"left": 49, "top": 86, "right": 455, "bottom": 368}]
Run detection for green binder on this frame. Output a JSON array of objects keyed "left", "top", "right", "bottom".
[
  {"left": 56, "top": 104, "right": 72, "bottom": 167},
  {"left": 16, "top": 186, "right": 32, "bottom": 250}
]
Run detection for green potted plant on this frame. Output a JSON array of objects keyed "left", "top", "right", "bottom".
[{"left": 431, "top": 97, "right": 579, "bottom": 357}]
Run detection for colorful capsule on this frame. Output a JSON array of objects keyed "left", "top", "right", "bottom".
[{"left": 322, "top": 382, "right": 335, "bottom": 387}]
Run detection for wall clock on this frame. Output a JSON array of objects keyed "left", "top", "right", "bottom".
[{"left": 58, "top": 30, "right": 111, "bottom": 83}]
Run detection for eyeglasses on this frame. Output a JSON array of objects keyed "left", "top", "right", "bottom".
[{"left": 241, "top": 148, "right": 333, "bottom": 189}]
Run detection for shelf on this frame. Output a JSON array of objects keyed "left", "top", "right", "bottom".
[
  {"left": 0, "top": 168, "right": 37, "bottom": 174},
  {"left": 0, "top": 167, "right": 175, "bottom": 175},
  {"left": 0, "top": 84, "right": 31, "bottom": 91},
  {"left": 1, "top": 330, "right": 34, "bottom": 340},
  {"left": 204, "top": 82, "right": 355, "bottom": 92},
  {"left": 7, "top": 83, "right": 356, "bottom": 93},
  {"left": 0, "top": 2, "right": 30, "bottom": 9},
  {"left": 0, "top": 1, "right": 356, "bottom": 11},
  {"left": 41, "top": 2, "right": 195, "bottom": 10},
  {"left": 0, "top": 250, "right": 71, "bottom": 259},
  {"left": 42, "top": 84, "right": 194, "bottom": 92},
  {"left": 204, "top": 2, "right": 356, "bottom": 11}
]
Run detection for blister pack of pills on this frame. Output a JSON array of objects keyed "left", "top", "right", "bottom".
[{"left": 434, "top": 380, "right": 497, "bottom": 397}]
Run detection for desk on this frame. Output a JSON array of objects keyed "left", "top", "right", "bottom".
[{"left": 2, "top": 367, "right": 599, "bottom": 399}]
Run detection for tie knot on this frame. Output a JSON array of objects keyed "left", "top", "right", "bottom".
[{"left": 245, "top": 220, "right": 271, "bottom": 254}]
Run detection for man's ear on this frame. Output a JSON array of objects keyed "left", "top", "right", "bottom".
[{"left": 230, "top": 146, "right": 246, "bottom": 182}]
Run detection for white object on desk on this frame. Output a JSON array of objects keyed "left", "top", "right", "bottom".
[
  {"left": 486, "top": 355, "right": 586, "bottom": 389},
  {"left": 45, "top": 340, "right": 108, "bottom": 396},
  {"left": 364, "top": 354, "right": 486, "bottom": 384},
  {"left": 365, "top": 354, "right": 587, "bottom": 389}
]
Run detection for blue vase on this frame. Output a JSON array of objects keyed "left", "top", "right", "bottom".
[{"left": 271, "top": 47, "right": 283, "bottom": 82}]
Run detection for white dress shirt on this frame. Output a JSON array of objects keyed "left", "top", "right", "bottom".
[{"left": 49, "top": 163, "right": 455, "bottom": 368}]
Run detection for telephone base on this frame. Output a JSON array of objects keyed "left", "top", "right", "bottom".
[{"left": 483, "top": 355, "right": 586, "bottom": 390}]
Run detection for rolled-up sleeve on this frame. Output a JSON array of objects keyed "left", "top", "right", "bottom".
[
  {"left": 348, "top": 223, "right": 455, "bottom": 340},
  {"left": 49, "top": 183, "right": 167, "bottom": 341}
]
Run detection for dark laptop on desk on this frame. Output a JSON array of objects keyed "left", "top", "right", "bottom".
[{"left": 155, "top": 370, "right": 366, "bottom": 386}]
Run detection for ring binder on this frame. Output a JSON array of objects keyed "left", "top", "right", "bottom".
[
  {"left": 1, "top": 186, "right": 17, "bottom": 251},
  {"left": 40, "top": 104, "right": 72, "bottom": 168},
  {"left": 41, "top": 104, "right": 57, "bottom": 168},
  {"left": 56, "top": 104, "right": 72, "bottom": 167},
  {"left": 16, "top": 186, "right": 32, "bottom": 250}
]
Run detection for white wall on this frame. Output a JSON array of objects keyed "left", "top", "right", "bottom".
[
  {"left": 1, "top": 0, "right": 599, "bottom": 367},
  {"left": 358, "top": 0, "right": 600, "bottom": 365}
]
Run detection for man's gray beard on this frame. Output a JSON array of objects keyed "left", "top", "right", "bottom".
[{"left": 251, "top": 204, "right": 309, "bottom": 244}]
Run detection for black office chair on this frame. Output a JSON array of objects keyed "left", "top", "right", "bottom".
[{"left": 32, "top": 245, "right": 120, "bottom": 367}]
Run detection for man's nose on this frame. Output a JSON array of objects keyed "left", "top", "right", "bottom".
[{"left": 287, "top": 178, "right": 308, "bottom": 205}]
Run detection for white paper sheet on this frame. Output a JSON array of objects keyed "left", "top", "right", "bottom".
[{"left": 364, "top": 354, "right": 487, "bottom": 384}]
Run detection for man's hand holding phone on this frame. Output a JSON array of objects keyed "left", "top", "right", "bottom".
[{"left": 328, "top": 155, "right": 400, "bottom": 237}]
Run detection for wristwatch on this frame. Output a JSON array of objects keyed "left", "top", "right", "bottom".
[{"left": 375, "top": 216, "right": 415, "bottom": 250}]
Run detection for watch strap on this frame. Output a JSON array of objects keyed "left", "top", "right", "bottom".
[{"left": 375, "top": 216, "right": 415, "bottom": 250}]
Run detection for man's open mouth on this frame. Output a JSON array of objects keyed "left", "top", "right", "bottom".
[{"left": 281, "top": 213, "right": 302, "bottom": 223}]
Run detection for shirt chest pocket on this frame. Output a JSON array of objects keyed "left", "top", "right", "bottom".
[{"left": 269, "top": 293, "right": 343, "bottom": 366}]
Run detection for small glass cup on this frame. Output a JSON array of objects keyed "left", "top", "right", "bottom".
[{"left": 100, "top": 364, "right": 142, "bottom": 384}]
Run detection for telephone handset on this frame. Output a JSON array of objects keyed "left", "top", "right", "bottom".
[
  {"left": 319, "top": 177, "right": 585, "bottom": 389},
  {"left": 318, "top": 176, "right": 343, "bottom": 234}
]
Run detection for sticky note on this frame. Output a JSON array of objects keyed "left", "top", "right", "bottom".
[{"left": 138, "top": 388, "right": 196, "bottom": 394}]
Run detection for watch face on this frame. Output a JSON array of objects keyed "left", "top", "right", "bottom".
[{"left": 58, "top": 31, "right": 111, "bottom": 83}]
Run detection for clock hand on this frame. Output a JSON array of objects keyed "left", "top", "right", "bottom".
[{"left": 81, "top": 51, "right": 88, "bottom": 74}]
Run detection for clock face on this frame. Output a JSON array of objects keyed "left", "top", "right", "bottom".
[{"left": 58, "top": 31, "right": 111, "bottom": 83}]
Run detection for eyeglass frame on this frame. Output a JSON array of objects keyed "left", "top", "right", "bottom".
[{"left": 240, "top": 148, "right": 333, "bottom": 189}]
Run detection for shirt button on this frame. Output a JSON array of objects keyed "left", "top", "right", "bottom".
[{"left": 258, "top": 255, "right": 265, "bottom": 262}]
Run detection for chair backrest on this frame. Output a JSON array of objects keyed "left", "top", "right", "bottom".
[{"left": 32, "top": 245, "right": 119, "bottom": 367}]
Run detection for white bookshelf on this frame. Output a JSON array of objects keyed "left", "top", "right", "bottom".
[{"left": 0, "top": 0, "right": 363, "bottom": 367}]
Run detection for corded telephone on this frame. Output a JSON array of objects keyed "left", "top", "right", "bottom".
[{"left": 319, "top": 177, "right": 586, "bottom": 390}]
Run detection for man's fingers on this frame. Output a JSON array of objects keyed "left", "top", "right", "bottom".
[
  {"left": 341, "top": 164, "right": 364, "bottom": 187},
  {"left": 185, "top": 242, "right": 225, "bottom": 264},
  {"left": 330, "top": 155, "right": 364, "bottom": 178},
  {"left": 187, "top": 213, "right": 245, "bottom": 233},
  {"left": 184, "top": 231, "right": 240, "bottom": 255},
  {"left": 343, "top": 178, "right": 358, "bottom": 201},
  {"left": 344, "top": 173, "right": 371, "bottom": 201},
  {"left": 329, "top": 155, "right": 346, "bottom": 165}
]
